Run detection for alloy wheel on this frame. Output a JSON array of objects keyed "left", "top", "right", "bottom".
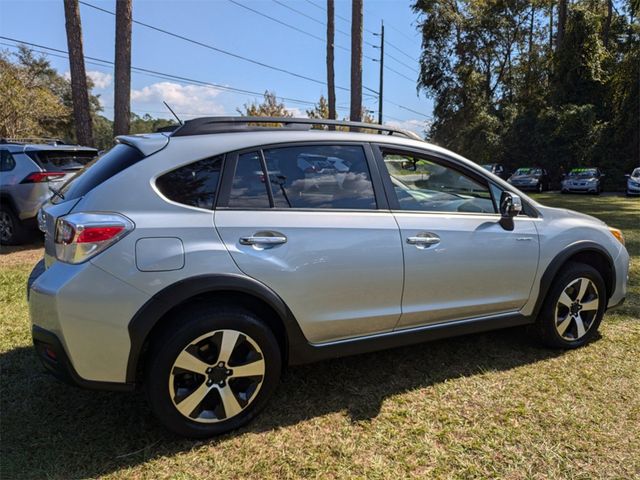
[
  {"left": 555, "top": 277, "right": 600, "bottom": 341},
  {"left": 0, "top": 211, "right": 13, "bottom": 243},
  {"left": 169, "top": 329, "right": 265, "bottom": 423}
]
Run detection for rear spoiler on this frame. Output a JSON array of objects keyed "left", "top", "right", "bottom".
[{"left": 115, "top": 133, "right": 170, "bottom": 157}]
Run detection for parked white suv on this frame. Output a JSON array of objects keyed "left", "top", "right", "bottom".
[{"left": 28, "top": 117, "right": 629, "bottom": 437}]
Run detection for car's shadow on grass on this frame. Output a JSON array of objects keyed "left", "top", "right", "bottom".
[{"left": 1, "top": 326, "right": 565, "bottom": 479}]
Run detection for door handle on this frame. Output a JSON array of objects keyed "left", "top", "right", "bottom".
[
  {"left": 406, "top": 233, "right": 441, "bottom": 247},
  {"left": 239, "top": 233, "right": 287, "bottom": 246}
]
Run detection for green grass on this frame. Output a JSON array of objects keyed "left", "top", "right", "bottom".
[{"left": 1, "top": 195, "right": 639, "bottom": 479}]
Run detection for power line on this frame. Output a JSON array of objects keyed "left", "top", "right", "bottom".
[
  {"left": 385, "top": 40, "right": 419, "bottom": 63},
  {"left": 0, "top": 38, "right": 326, "bottom": 108},
  {"left": 227, "top": 0, "right": 326, "bottom": 46},
  {"left": 272, "top": 0, "right": 349, "bottom": 38},
  {"left": 2, "top": 29, "right": 431, "bottom": 120},
  {"left": 78, "top": 1, "right": 349, "bottom": 92},
  {"left": 385, "top": 52, "right": 419, "bottom": 74}
]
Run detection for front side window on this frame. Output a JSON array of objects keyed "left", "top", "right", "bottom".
[
  {"left": 383, "top": 150, "right": 495, "bottom": 214},
  {"left": 0, "top": 150, "right": 16, "bottom": 172},
  {"left": 262, "top": 145, "right": 376, "bottom": 209},
  {"left": 156, "top": 155, "right": 223, "bottom": 209}
]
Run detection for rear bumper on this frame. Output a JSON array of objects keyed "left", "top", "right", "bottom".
[
  {"left": 32, "top": 325, "right": 133, "bottom": 391},
  {"left": 28, "top": 258, "right": 149, "bottom": 388}
]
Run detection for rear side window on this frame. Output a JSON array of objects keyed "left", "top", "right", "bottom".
[
  {"left": 156, "top": 155, "right": 223, "bottom": 209},
  {"left": 263, "top": 145, "right": 376, "bottom": 209},
  {"left": 26, "top": 150, "right": 96, "bottom": 172},
  {"left": 55, "top": 144, "right": 144, "bottom": 203},
  {"left": 0, "top": 150, "right": 16, "bottom": 171}
]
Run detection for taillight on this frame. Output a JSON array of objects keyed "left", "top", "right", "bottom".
[
  {"left": 21, "top": 172, "right": 66, "bottom": 183},
  {"left": 54, "top": 213, "right": 133, "bottom": 264}
]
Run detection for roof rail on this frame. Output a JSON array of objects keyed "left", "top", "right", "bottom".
[{"left": 170, "top": 116, "right": 423, "bottom": 141}]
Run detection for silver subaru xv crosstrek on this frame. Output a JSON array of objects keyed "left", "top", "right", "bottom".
[{"left": 28, "top": 117, "right": 629, "bottom": 438}]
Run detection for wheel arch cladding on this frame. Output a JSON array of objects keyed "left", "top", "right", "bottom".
[
  {"left": 126, "top": 274, "right": 302, "bottom": 384},
  {"left": 534, "top": 241, "right": 615, "bottom": 317}
]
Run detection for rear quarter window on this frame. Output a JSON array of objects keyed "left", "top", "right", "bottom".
[
  {"left": 156, "top": 155, "right": 223, "bottom": 209},
  {"left": 54, "top": 144, "right": 144, "bottom": 203}
]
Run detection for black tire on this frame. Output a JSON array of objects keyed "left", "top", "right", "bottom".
[
  {"left": 532, "top": 262, "right": 606, "bottom": 349},
  {"left": 0, "top": 204, "right": 29, "bottom": 245},
  {"left": 145, "top": 304, "right": 281, "bottom": 438}
]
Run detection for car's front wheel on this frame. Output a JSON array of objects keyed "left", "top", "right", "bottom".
[
  {"left": 533, "top": 262, "right": 606, "bottom": 349},
  {"left": 145, "top": 304, "right": 281, "bottom": 438}
]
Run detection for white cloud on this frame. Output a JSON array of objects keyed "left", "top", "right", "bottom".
[
  {"left": 62, "top": 70, "right": 113, "bottom": 89},
  {"left": 87, "top": 71, "right": 112, "bottom": 89},
  {"left": 385, "top": 119, "right": 431, "bottom": 136},
  {"left": 131, "top": 81, "right": 225, "bottom": 116}
]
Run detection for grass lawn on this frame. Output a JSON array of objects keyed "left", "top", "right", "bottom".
[{"left": 1, "top": 194, "right": 638, "bottom": 479}]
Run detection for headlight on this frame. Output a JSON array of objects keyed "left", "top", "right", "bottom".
[
  {"left": 587, "top": 178, "right": 597, "bottom": 182},
  {"left": 609, "top": 228, "right": 625, "bottom": 246}
]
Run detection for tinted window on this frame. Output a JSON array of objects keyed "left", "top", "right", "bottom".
[
  {"left": 228, "top": 151, "right": 270, "bottom": 208},
  {"left": 0, "top": 150, "right": 16, "bottom": 172},
  {"left": 26, "top": 150, "right": 96, "bottom": 171},
  {"left": 383, "top": 150, "right": 495, "bottom": 213},
  {"left": 263, "top": 145, "right": 376, "bottom": 209},
  {"left": 54, "top": 144, "right": 144, "bottom": 203},
  {"left": 156, "top": 155, "right": 223, "bottom": 209}
]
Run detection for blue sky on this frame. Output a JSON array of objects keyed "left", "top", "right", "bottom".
[{"left": 0, "top": 0, "right": 433, "bottom": 133}]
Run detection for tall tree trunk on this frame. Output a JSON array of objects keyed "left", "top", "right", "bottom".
[
  {"left": 114, "top": 0, "right": 132, "bottom": 136},
  {"left": 527, "top": 4, "right": 535, "bottom": 94},
  {"left": 602, "top": 0, "right": 613, "bottom": 48},
  {"left": 549, "top": 1, "right": 554, "bottom": 50},
  {"left": 350, "top": 0, "right": 363, "bottom": 123},
  {"left": 326, "top": 0, "right": 336, "bottom": 123},
  {"left": 556, "top": 0, "right": 567, "bottom": 51},
  {"left": 63, "top": 0, "right": 93, "bottom": 146}
]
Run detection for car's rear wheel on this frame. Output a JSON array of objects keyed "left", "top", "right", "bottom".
[
  {"left": 145, "top": 304, "right": 281, "bottom": 438},
  {"left": 0, "top": 205, "right": 28, "bottom": 245},
  {"left": 533, "top": 262, "right": 606, "bottom": 349}
]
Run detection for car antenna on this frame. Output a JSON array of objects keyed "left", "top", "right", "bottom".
[{"left": 163, "top": 101, "right": 183, "bottom": 125}]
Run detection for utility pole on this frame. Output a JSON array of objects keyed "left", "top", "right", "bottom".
[{"left": 377, "top": 21, "right": 384, "bottom": 125}]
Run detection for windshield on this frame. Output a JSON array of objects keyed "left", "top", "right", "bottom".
[
  {"left": 514, "top": 168, "right": 542, "bottom": 176},
  {"left": 632, "top": 168, "right": 640, "bottom": 178},
  {"left": 568, "top": 168, "right": 598, "bottom": 178}
]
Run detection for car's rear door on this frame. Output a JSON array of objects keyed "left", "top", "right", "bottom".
[
  {"left": 373, "top": 145, "right": 540, "bottom": 329},
  {"left": 214, "top": 142, "right": 404, "bottom": 343}
]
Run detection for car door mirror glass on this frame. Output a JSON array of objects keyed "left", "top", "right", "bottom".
[{"left": 500, "top": 191, "right": 522, "bottom": 218}]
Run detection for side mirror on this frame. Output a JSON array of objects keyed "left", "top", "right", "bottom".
[
  {"left": 499, "top": 191, "right": 522, "bottom": 231},
  {"left": 625, "top": 174, "right": 631, "bottom": 178}
]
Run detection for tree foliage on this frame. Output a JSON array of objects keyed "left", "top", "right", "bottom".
[{"left": 414, "top": 0, "right": 639, "bottom": 188}]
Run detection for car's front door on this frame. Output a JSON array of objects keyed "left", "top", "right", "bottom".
[
  {"left": 214, "top": 143, "right": 404, "bottom": 343},
  {"left": 374, "top": 146, "right": 540, "bottom": 329}
]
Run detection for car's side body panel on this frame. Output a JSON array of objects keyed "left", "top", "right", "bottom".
[{"left": 27, "top": 129, "right": 630, "bottom": 389}]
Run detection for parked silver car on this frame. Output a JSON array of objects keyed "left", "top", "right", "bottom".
[
  {"left": 28, "top": 118, "right": 629, "bottom": 438},
  {"left": 625, "top": 167, "right": 640, "bottom": 196},
  {"left": 0, "top": 140, "right": 97, "bottom": 244},
  {"left": 561, "top": 168, "right": 604, "bottom": 194}
]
